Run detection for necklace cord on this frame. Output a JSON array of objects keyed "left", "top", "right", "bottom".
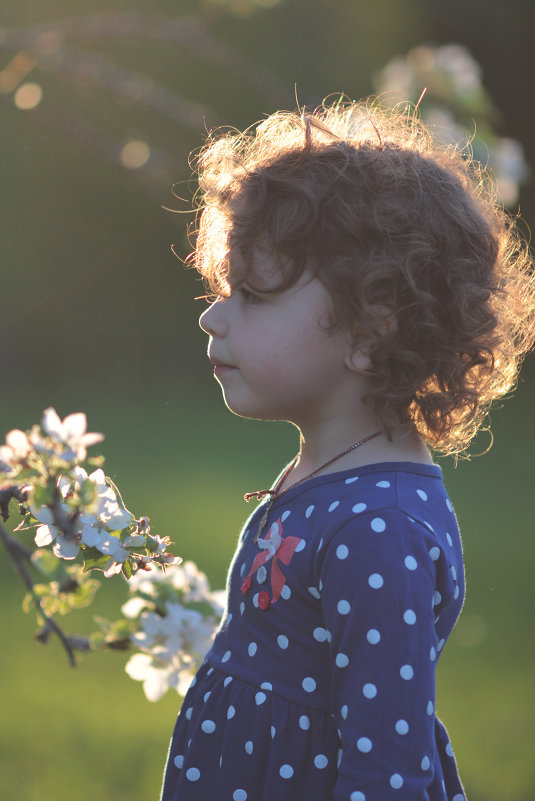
[{"left": 245, "top": 431, "right": 382, "bottom": 543}]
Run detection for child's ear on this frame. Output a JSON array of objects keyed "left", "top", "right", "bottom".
[{"left": 345, "top": 306, "right": 397, "bottom": 374}]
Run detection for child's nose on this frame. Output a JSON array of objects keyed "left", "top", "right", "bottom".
[{"left": 199, "top": 299, "right": 227, "bottom": 337}]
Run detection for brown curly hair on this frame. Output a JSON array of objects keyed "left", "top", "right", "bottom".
[{"left": 190, "top": 98, "right": 535, "bottom": 455}]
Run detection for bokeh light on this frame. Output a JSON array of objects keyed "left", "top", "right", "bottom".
[
  {"left": 119, "top": 140, "right": 151, "bottom": 169},
  {"left": 13, "top": 82, "right": 42, "bottom": 110}
]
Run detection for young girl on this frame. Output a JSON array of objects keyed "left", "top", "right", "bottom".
[{"left": 160, "top": 99, "right": 535, "bottom": 801}]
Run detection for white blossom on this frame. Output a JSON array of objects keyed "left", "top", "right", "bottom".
[{"left": 41, "top": 407, "right": 104, "bottom": 462}]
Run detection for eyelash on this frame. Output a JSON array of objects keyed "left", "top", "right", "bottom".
[{"left": 239, "top": 287, "right": 260, "bottom": 304}]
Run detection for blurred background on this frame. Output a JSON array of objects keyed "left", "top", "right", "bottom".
[{"left": 1, "top": 1, "right": 534, "bottom": 799}]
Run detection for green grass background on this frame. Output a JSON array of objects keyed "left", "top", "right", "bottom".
[{"left": 1, "top": 371, "right": 534, "bottom": 801}]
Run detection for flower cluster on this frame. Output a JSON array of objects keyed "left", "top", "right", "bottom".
[
  {"left": 0, "top": 408, "right": 178, "bottom": 578},
  {"left": 121, "top": 561, "right": 225, "bottom": 701},
  {"left": 375, "top": 44, "right": 529, "bottom": 206}
]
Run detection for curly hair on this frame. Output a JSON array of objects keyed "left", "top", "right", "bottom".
[{"left": 190, "top": 98, "right": 535, "bottom": 456}]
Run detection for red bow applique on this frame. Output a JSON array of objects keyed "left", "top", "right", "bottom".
[{"left": 241, "top": 519, "right": 302, "bottom": 604}]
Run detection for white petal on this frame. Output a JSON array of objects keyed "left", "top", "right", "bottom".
[
  {"left": 105, "top": 508, "right": 134, "bottom": 530},
  {"left": 42, "top": 408, "right": 64, "bottom": 440},
  {"left": 35, "top": 524, "right": 55, "bottom": 546},
  {"left": 80, "top": 524, "right": 103, "bottom": 548},
  {"left": 62, "top": 413, "right": 87, "bottom": 442},
  {"left": 103, "top": 558, "right": 123, "bottom": 577},
  {"left": 81, "top": 432, "right": 105, "bottom": 447},
  {"left": 6, "top": 429, "right": 30, "bottom": 457},
  {"left": 30, "top": 505, "right": 55, "bottom": 525},
  {"left": 125, "top": 652, "right": 152, "bottom": 681},
  {"left": 88, "top": 468, "right": 106, "bottom": 486},
  {"left": 143, "top": 668, "right": 169, "bottom": 701},
  {"left": 52, "top": 534, "right": 79, "bottom": 560},
  {"left": 58, "top": 475, "right": 72, "bottom": 498},
  {"left": 123, "top": 534, "right": 145, "bottom": 548},
  {"left": 121, "top": 597, "right": 147, "bottom": 618}
]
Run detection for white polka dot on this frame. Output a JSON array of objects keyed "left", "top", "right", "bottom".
[
  {"left": 450, "top": 565, "right": 457, "bottom": 580},
  {"left": 368, "top": 573, "right": 384, "bottom": 589},
  {"left": 395, "top": 719, "right": 409, "bottom": 735},
  {"left": 207, "top": 667, "right": 214, "bottom": 675},
  {"left": 417, "top": 489, "right": 428, "bottom": 501},
  {"left": 203, "top": 691, "right": 211, "bottom": 702},
  {"left": 357, "top": 737, "right": 372, "bottom": 753},
  {"left": 446, "top": 743, "right": 454, "bottom": 757},
  {"left": 316, "top": 537, "right": 324, "bottom": 551},
  {"left": 313, "top": 627, "right": 329, "bottom": 642},
  {"left": 252, "top": 593, "right": 259, "bottom": 607},
  {"left": 453, "top": 795, "right": 465, "bottom": 801},
  {"left": 222, "top": 650, "right": 231, "bottom": 662},
  {"left": 390, "top": 774, "right": 404, "bottom": 789},
  {"left": 314, "top": 754, "right": 328, "bottom": 769},
  {"left": 400, "top": 664, "right": 414, "bottom": 680},
  {"left": 233, "top": 791, "right": 247, "bottom": 801},
  {"left": 255, "top": 692, "right": 266, "bottom": 705},
  {"left": 248, "top": 642, "right": 257, "bottom": 657},
  {"left": 430, "top": 647, "right": 436, "bottom": 661},
  {"left": 352, "top": 502, "right": 367, "bottom": 514},
  {"left": 279, "top": 764, "right": 294, "bottom": 779},
  {"left": 427, "top": 700, "right": 434, "bottom": 715},
  {"left": 429, "top": 546, "right": 440, "bottom": 561},
  {"left": 336, "top": 544, "right": 349, "bottom": 559},
  {"left": 403, "top": 609, "right": 417, "bottom": 625},
  {"left": 305, "top": 505, "right": 315, "bottom": 518},
  {"left": 424, "top": 521, "right": 434, "bottom": 532},
  {"left": 271, "top": 726, "right": 276, "bottom": 738},
  {"left": 371, "top": 517, "right": 386, "bottom": 532},
  {"left": 341, "top": 705, "right": 348, "bottom": 719},
  {"left": 174, "top": 754, "right": 184, "bottom": 769},
  {"left": 224, "top": 676, "right": 233, "bottom": 686},
  {"left": 281, "top": 510, "right": 291, "bottom": 522},
  {"left": 446, "top": 498, "right": 453, "bottom": 513},
  {"left": 404, "top": 555, "right": 417, "bottom": 570},
  {"left": 240, "top": 563, "right": 246, "bottom": 576},
  {"left": 186, "top": 768, "right": 200, "bottom": 782},
  {"left": 308, "top": 585, "right": 321, "bottom": 599},
  {"left": 256, "top": 565, "right": 267, "bottom": 584},
  {"left": 446, "top": 532, "right": 453, "bottom": 546},
  {"left": 227, "top": 705, "right": 236, "bottom": 719},
  {"left": 185, "top": 707, "right": 193, "bottom": 720},
  {"left": 421, "top": 756, "right": 430, "bottom": 771},
  {"left": 377, "top": 480, "right": 391, "bottom": 488},
  {"left": 280, "top": 584, "right": 291, "bottom": 600},
  {"left": 261, "top": 681, "right": 272, "bottom": 691},
  {"left": 328, "top": 501, "right": 340, "bottom": 512},
  {"left": 299, "top": 715, "right": 310, "bottom": 730},
  {"left": 295, "top": 538, "right": 306, "bottom": 552},
  {"left": 201, "top": 720, "right": 216, "bottom": 733},
  {"left": 454, "top": 585, "right": 460, "bottom": 599},
  {"left": 437, "top": 638, "right": 445, "bottom": 652},
  {"left": 240, "top": 602, "right": 245, "bottom": 615},
  {"left": 245, "top": 741, "right": 253, "bottom": 754},
  {"left": 345, "top": 476, "right": 359, "bottom": 484},
  {"left": 302, "top": 677, "right": 316, "bottom": 692},
  {"left": 363, "top": 683, "right": 377, "bottom": 698},
  {"left": 367, "top": 628, "right": 381, "bottom": 644},
  {"left": 337, "top": 600, "right": 351, "bottom": 615},
  {"left": 336, "top": 653, "right": 349, "bottom": 668},
  {"left": 351, "top": 794, "right": 365, "bottom": 801},
  {"left": 277, "top": 634, "right": 290, "bottom": 651},
  {"left": 219, "top": 756, "right": 223, "bottom": 768},
  {"left": 337, "top": 749, "right": 343, "bottom": 768},
  {"left": 433, "top": 591, "right": 442, "bottom": 606}
]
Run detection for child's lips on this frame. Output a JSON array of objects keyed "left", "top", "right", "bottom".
[{"left": 209, "top": 356, "right": 237, "bottom": 375}]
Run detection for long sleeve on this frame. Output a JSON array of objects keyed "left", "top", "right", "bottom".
[{"left": 318, "top": 509, "right": 445, "bottom": 801}]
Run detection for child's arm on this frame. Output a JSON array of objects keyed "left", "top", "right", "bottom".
[{"left": 318, "top": 509, "right": 460, "bottom": 801}]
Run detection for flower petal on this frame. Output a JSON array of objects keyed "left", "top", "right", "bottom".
[
  {"left": 62, "top": 413, "right": 87, "bottom": 441},
  {"left": 52, "top": 534, "right": 80, "bottom": 560},
  {"left": 42, "top": 408, "right": 64, "bottom": 440},
  {"left": 35, "top": 524, "right": 55, "bottom": 547},
  {"left": 6, "top": 429, "right": 30, "bottom": 457},
  {"left": 30, "top": 505, "right": 55, "bottom": 526}
]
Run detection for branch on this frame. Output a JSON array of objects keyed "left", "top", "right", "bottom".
[{"left": 0, "top": 517, "right": 91, "bottom": 667}]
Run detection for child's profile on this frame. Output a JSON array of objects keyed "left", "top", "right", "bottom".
[{"left": 160, "top": 97, "right": 535, "bottom": 801}]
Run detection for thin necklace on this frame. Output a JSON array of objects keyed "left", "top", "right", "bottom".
[{"left": 244, "top": 431, "right": 382, "bottom": 543}]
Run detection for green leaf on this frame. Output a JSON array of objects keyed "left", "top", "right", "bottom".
[
  {"left": 31, "top": 549, "right": 67, "bottom": 580},
  {"left": 121, "top": 558, "right": 133, "bottom": 580},
  {"left": 82, "top": 547, "right": 110, "bottom": 573}
]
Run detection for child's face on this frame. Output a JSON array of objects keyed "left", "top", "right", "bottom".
[{"left": 198, "top": 248, "right": 361, "bottom": 427}]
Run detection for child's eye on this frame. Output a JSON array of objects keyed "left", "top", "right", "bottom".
[{"left": 239, "top": 287, "right": 261, "bottom": 304}]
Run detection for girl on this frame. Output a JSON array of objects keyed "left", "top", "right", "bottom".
[{"left": 160, "top": 99, "right": 535, "bottom": 801}]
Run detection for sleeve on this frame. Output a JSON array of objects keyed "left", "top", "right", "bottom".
[{"left": 318, "top": 509, "right": 439, "bottom": 801}]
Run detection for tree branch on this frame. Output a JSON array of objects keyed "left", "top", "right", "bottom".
[{"left": 0, "top": 517, "right": 91, "bottom": 667}]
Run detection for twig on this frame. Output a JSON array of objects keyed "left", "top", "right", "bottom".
[{"left": 0, "top": 518, "right": 90, "bottom": 667}]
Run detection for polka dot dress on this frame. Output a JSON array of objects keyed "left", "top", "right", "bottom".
[{"left": 160, "top": 462, "right": 467, "bottom": 801}]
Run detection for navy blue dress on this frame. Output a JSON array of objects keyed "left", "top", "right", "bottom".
[{"left": 160, "top": 462, "right": 467, "bottom": 801}]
